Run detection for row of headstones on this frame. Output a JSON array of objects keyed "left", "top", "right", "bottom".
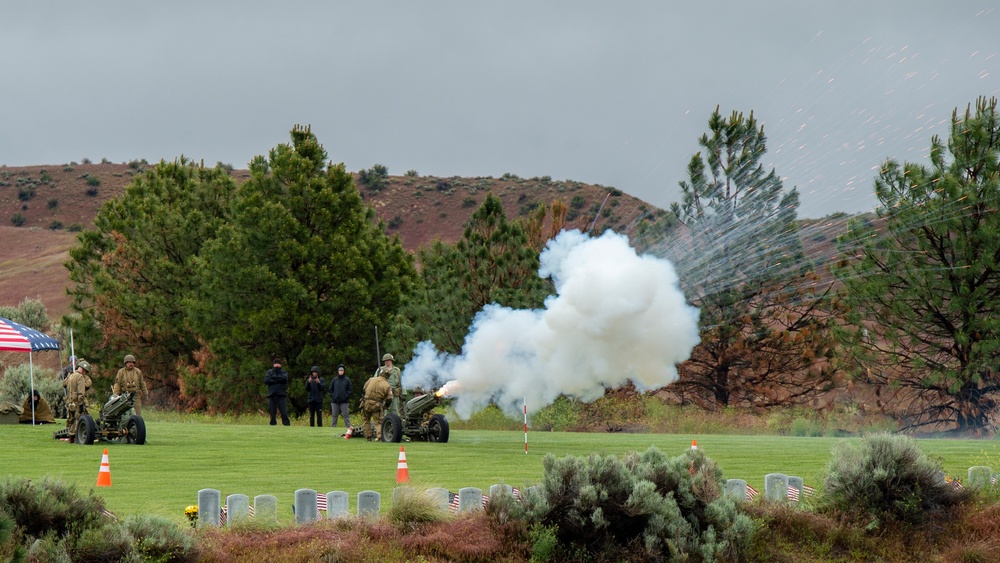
[
  {"left": 196, "top": 484, "right": 520, "bottom": 527},
  {"left": 724, "top": 473, "right": 807, "bottom": 502},
  {"left": 724, "top": 467, "right": 1000, "bottom": 503}
]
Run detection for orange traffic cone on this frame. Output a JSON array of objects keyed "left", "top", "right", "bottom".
[
  {"left": 691, "top": 439, "right": 698, "bottom": 449},
  {"left": 396, "top": 446, "right": 410, "bottom": 483},
  {"left": 96, "top": 448, "right": 112, "bottom": 487}
]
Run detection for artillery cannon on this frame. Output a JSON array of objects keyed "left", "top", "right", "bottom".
[
  {"left": 381, "top": 390, "right": 450, "bottom": 443},
  {"left": 52, "top": 391, "right": 146, "bottom": 445}
]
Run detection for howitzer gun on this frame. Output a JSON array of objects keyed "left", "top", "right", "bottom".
[
  {"left": 52, "top": 391, "right": 146, "bottom": 445},
  {"left": 381, "top": 389, "right": 450, "bottom": 443}
]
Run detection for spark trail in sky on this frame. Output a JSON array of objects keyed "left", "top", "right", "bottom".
[{"left": 402, "top": 229, "right": 701, "bottom": 419}]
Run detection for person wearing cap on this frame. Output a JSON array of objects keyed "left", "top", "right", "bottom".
[
  {"left": 328, "top": 364, "right": 353, "bottom": 429},
  {"left": 374, "top": 353, "right": 403, "bottom": 416},
  {"left": 305, "top": 365, "right": 326, "bottom": 427},
  {"left": 264, "top": 357, "right": 290, "bottom": 426},
  {"left": 113, "top": 354, "right": 149, "bottom": 416},
  {"left": 63, "top": 360, "right": 93, "bottom": 442}
]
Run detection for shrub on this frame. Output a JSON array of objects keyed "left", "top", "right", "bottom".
[
  {"left": 49, "top": 221, "right": 64, "bottom": 230},
  {"left": 388, "top": 486, "right": 451, "bottom": 527},
  {"left": 124, "top": 514, "right": 199, "bottom": 562},
  {"left": 823, "top": 433, "right": 967, "bottom": 528},
  {"left": 387, "top": 215, "right": 403, "bottom": 229},
  {"left": 67, "top": 223, "right": 84, "bottom": 232},
  {"left": 517, "top": 447, "right": 752, "bottom": 561},
  {"left": 47, "top": 197, "right": 59, "bottom": 209},
  {"left": 461, "top": 196, "right": 478, "bottom": 208},
  {"left": 17, "top": 185, "right": 35, "bottom": 201},
  {"left": 0, "top": 477, "right": 109, "bottom": 539},
  {"left": 357, "top": 164, "right": 389, "bottom": 193},
  {"left": 85, "top": 175, "right": 100, "bottom": 187},
  {"left": 39, "top": 169, "right": 51, "bottom": 183},
  {"left": 570, "top": 195, "right": 586, "bottom": 209},
  {"left": 85, "top": 187, "right": 99, "bottom": 197},
  {"left": 405, "top": 169, "right": 419, "bottom": 177},
  {"left": 10, "top": 213, "right": 24, "bottom": 227}
]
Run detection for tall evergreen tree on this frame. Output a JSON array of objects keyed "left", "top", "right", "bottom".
[
  {"left": 386, "top": 193, "right": 553, "bottom": 358},
  {"left": 648, "top": 107, "right": 834, "bottom": 407},
  {"left": 834, "top": 97, "right": 1000, "bottom": 432},
  {"left": 185, "top": 126, "right": 416, "bottom": 411},
  {"left": 64, "top": 159, "right": 238, "bottom": 399}
]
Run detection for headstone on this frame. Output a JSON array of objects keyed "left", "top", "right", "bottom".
[
  {"left": 426, "top": 487, "right": 451, "bottom": 511},
  {"left": 197, "top": 489, "right": 221, "bottom": 527},
  {"left": 968, "top": 466, "right": 993, "bottom": 489},
  {"left": 724, "top": 479, "right": 747, "bottom": 501},
  {"left": 326, "top": 491, "right": 349, "bottom": 518},
  {"left": 358, "top": 490, "right": 380, "bottom": 517},
  {"left": 458, "top": 487, "right": 483, "bottom": 512},
  {"left": 294, "top": 489, "right": 320, "bottom": 524},
  {"left": 225, "top": 494, "right": 251, "bottom": 526},
  {"left": 489, "top": 484, "right": 513, "bottom": 498},
  {"left": 254, "top": 495, "right": 279, "bottom": 524},
  {"left": 764, "top": 473, "right": 789, "bottom": 502},
  {"left": 787, "top": 476, "right": 804, "bottom": 500}
]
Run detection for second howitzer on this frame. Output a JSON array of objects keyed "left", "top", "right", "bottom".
[
  {"left": 52, "top": 391, "right": 146, "bottom": 445},
  {"left": 354, "top": 389, "right": 449, "bottom": 443}
]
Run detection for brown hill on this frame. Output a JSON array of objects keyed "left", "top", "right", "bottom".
[{"left": 0, "top": 163, "right": 660, "bottom": 319}]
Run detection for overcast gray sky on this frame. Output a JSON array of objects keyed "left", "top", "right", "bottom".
[{"left": 2, "top": 2, "right": 997, "bottom": 218}]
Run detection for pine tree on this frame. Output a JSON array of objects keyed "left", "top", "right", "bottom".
[
  {"left": 185, "top": 126, "right": 416, "bottom": 411},
  {"left": 65, "top": 159, "right": 238, "bottom": 398},
  {"left": 650, "top": 107, "right": 834, "bottom": 407},
  {"left": 834, "top": 97, "right": 1000, "bottom": 432}
]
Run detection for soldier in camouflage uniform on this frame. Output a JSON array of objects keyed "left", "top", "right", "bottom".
[
  {"left": 113, "top": 354, "right": 149, "bottom": 416},
  {"left": 360, "top": 370, "right": 391, "bottom": 442},
  {"left": 63, "top": 361, "right": 92, "bottom": 442},
  {"left": 374, "top": 353, "right": 403, "bottom": 416}
]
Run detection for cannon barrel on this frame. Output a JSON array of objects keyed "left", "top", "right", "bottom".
[
  {"left": 101, "top": 392, "right": 133, "bottom": 420},
  {"left": 403, "top": 391, "right": 441, "bottom": 422}
]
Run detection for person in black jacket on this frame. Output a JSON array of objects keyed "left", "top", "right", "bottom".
[
  {"left": 329, "top": 364, "right": 353, "bottom": 429},
  {"left": 305, "top": 366, "right": 325, "bottom": 427},
  {"left": 264, "top": 358, "right": 290, "bottom": 426}
]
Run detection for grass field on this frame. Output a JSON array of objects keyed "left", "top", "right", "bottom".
[{"left": 4, "top": 419, "right": 1000, "bottom": 526}]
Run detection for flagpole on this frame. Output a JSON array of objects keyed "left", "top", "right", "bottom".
[
  {"left": 29, "top": 351, "right": 36, "bottom": 427},
  {"left": 523, "top": 397, "right": 528, "bottom": 455}
]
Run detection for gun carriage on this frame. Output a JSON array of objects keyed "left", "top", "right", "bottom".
[{"left": 52, "top": 391, "right": 146, "bottom": 445}]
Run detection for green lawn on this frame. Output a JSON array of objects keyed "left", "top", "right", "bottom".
[{"left": 4, "top": 420, "right": 999, "bottom": 525}]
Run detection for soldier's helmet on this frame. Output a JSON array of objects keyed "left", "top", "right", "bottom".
[
  {"left": 124, "top": 354, "right": 136, "bottom": 364},
  {"left": 78, "top": 361, "right": 91, "bottom": 373},
  {"left": 382, "top": 353, "right": 394, "bottom": 362}
]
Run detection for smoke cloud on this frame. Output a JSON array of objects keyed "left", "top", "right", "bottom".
[{"left": 402, "top": 229, "right": 701, "bottom": 419}]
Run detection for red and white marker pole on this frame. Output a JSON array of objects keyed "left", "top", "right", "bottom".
[{"left": 523, "top": 397, "right": 528, "bottom": 454}]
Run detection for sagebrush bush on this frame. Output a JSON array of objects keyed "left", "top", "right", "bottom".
[
  {"left": 823, "top": 432, "right": 967, "bottom": 527},
  {"left": 125, "top": 514, "right": 199, "bottom": 562},
  {"left": 0, "top": 477, "right": 108, "bottom": 538},
  {"left": 516, "top": 446, "right": 752, "bottom": 561}
]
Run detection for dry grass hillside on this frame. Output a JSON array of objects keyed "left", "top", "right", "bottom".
[{"left": 0, "top": 162, "right": 662, "bottom": 320}]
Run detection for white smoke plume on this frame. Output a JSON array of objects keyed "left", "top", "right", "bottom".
[{"left": 402, "top": 229, "right": 701, "bottom": 419}]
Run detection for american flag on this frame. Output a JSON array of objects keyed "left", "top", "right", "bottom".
[
  {"left": 745, "top": 485, "right": 759, "bottom": 501},
  {"left": 0, "top": 317, "right": 60, "bottom": 352},
  {"left": 786, "top": 484, "right": 816, "bottom": 502},
  {"left": 317, "top": 495, "right": 327, "bottom": 511},
  {"left": 219, "top": 505, "right": 255, "bottom": 525}
]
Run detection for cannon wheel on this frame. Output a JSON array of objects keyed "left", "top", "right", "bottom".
[
  {"left": 381, "top": 413, "right": 403, "bottom": 443},
  {"left": 125, "top": 415, "right": 146, "bottom": 445},
  {"left": 76, "top": 414, "right": 96, "bottom": 445},
  {"left": 427, "top": 414, "right": 450, "bottom": 443}
]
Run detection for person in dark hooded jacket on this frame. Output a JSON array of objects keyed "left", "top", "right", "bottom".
[
  {"left": 264, "top": 358, "right": 290, "bottom": 426},
  {"left": 305, "top": 366, "right": 325, "bottom": 427},
  {"left": 328, "top": 364, "right": 353, "bottom": 429}
]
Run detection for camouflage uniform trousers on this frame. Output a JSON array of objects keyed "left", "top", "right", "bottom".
[{"left": 361, "top": 405, "right": 385, "bottom": 441}]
